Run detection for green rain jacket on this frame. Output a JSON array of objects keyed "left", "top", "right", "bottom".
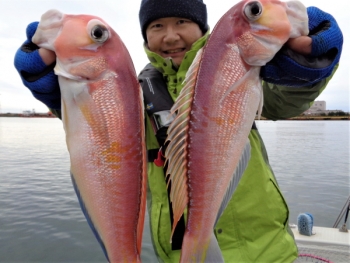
[{"left": 138, "top": 32, "right": 338, "bottom": 263}]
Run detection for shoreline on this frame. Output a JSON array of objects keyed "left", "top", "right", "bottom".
[
  {"left": 0, "top": 113, "right": 56, "bottom": 118},
  {"left": 256, "top": 116, "right": 350, "bottom": 121}
]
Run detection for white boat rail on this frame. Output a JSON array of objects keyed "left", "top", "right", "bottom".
[{"left": 292, "top": 195, "right": 350, "bottom": 263}]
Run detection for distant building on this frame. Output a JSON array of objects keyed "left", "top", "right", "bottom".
[
  {"left": 22, "top": 110, "right": 34, "bottom": 116},
  {"left": 21, "top": 109, "right": 54, "bottom": 117},
  {"left": 303, "top": 101, "right": 326, "bottom": 115}
]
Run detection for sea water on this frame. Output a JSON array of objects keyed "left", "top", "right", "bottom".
[{"left": 0, "top": 117, "right": 349, "bottom": 262}]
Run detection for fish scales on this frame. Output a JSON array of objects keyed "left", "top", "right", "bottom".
[
  {"left": 32, "top": 10, "right": 147, "bottom": 263},
  {"left": 164, "top": 0, "right": 309, "bottom": 262},
  {"left": 73, "top": 72, "right": 143, "bottom": 252}
]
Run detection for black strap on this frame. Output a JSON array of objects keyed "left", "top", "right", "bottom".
[
  {"left": 344, "top": 204, "right": 350, "bottom": 225},
  {"left": 166, "top": 180, "right": 185, "bottom": 250},
  {"left": 147, "top": 149, "right": 160, "bottom": 163},
  {"left": 21, "top": 62, "right": 55, "bottom": 83},
  {"left": 252, "top": 121, "right": 257, "bottom": 130}
]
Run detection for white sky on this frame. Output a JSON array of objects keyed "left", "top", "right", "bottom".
[{"left": 0, "top": 0, "right": 348, "bottom": 113}]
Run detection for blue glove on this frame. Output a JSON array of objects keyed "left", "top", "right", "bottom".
[
  {"left": 14, "top": 22, "right": 61, "bottom": 110},
  {"left": 260, "top": 7, "right": 343, "bottom": 87}
]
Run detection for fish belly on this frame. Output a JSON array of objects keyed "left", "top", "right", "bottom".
[{"left": 60, "top": 72, "right": 145, "bottom": 262}]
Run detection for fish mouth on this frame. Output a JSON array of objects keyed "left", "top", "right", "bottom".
[
  {"left": 285, "top": 0, "right": 309, "bottom": 37},
  {"left": 32, "top": 10, "right": 64, "bottom": 51}
]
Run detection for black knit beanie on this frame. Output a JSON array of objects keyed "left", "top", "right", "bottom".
[{"left": 139, "top": 0, "right": 208, "bottom": 43}]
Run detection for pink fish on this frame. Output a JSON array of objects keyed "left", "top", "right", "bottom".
[
  {"left": 32, "top": 10, "right": 147, "bottom": 263},
  {"left": 165, "top": 0, "right": 309, "bottom": 262}
]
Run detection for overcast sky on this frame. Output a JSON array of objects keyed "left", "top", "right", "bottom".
[{"left": 0, "top": 0, "right": 348, "bottom": 113}]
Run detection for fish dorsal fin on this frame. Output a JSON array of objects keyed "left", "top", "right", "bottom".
[
  {"left": 137, "top": 86, "right": 147, "bottom": 257},
  {"left": 215, "top": 139, "right": 251, "bottom": 226},
  {"left": 165, "top": 48, "right": 203, "bottom": 239}
]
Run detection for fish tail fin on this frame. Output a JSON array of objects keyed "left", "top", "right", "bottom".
[
  {"left": 180, "top": 232, "right": 224, "bottom": 263},
  {"left": 204, "top": 233, "right": 224, "bottom": 263}
]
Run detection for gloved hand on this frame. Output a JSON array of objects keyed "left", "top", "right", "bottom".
[
  {"left": 260, "top": 7, "right": 343, "bottom": 87},
  {"left": 14, "top": 22, "right": 61, "bottom": 110}
]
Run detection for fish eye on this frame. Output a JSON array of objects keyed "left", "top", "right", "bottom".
[
  {"left": 244, "top": 1, "right": 263, "bottom": 21},
  {"left": 91, "top": 24, "right": 109, "bottom": 43}
]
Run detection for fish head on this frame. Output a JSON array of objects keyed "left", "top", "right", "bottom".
[
  {"left": 32, "top": 9, "right": 126, "bottom": 81},
  {"left": 229, "top": 0, "right": 309, "bottom": 66}
]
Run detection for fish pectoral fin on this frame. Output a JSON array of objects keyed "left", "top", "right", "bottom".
[
  {"left": 73, "top": 86, "right": 94, "bottom": 111},
  {"left": 203, "top": 233, "right": 224, "bottom": 263},
  {"left": 70, "top": 173, "right": 109, "bottom": 262},
  {"left": 73, "top": 86, "right": 107, "bottom": 133},
  {"left": 215, "top": 139, "right": 251, "bottom": 225},
  {"left": 220, "top": 67, "right": 260, "bottom": 104}
]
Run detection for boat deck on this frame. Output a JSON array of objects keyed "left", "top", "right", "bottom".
[{"left": 292, "top": 226, "right": 350, "bottom": 262}]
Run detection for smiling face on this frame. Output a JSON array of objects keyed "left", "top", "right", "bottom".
[{"left": 146, "top": 17, "right": 203, "bottom": 66}]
